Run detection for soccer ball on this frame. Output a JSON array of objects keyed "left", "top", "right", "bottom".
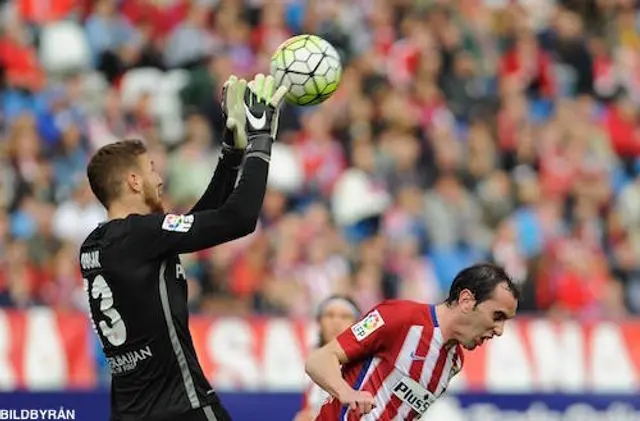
[{"left": 270, "top": 35, "right": 342, "bottom": 107}]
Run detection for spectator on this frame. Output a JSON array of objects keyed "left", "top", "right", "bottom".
[
  {"left": 85, "top": 0, "right": 139, "bottom": 78},
  {"left": 164, "top": 3, "right": 217, "bottom": 69}
]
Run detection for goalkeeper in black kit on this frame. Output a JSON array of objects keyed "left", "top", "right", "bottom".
[{"left": 79, "top": 74, "right": 288, "bottom": 421}]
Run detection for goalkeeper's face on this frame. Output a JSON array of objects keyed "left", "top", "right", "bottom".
[{"left": 138, "top": 153, "right": 165, "bottom": 214}]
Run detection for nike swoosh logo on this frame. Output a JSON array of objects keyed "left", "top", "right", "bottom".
[
  {"left": 410, "top": 352, "right": 427, "bottom": 361},
  {"left": 244, "top": 104, "right": 267, "bottom": 129}
]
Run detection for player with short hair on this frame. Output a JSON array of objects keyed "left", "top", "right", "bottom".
[
  {"left": 306, "top": 263, "right": 519, "bottom": 420},
  {"left": 79, "top": 74, "right": 288, "bottom": 421}
]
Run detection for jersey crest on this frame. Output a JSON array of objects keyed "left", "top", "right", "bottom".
[
  {"left": 351, "top": 309, "right": 385, "bottom": 341},
  {"left": 162, "top": 214, "right": 194, "bottom": 233}
]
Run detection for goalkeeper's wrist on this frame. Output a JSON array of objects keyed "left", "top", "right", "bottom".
[
  {"left": 220, "top": 144, "right": 245, "bottom": 169},
  {"left": 246, "top": 134, "right": 273, "bottom": 162}
]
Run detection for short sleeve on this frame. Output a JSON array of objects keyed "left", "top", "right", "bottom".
[{"left": 336, "top": 301, "right": 411, "bottom": 362}]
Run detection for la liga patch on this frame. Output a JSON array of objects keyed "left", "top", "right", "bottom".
[
  {"left": 351, "top": 309, "right": 385, "bottom": 341},
  {"left": 162, "top": 214, "right": 194, "bottom": 233}
]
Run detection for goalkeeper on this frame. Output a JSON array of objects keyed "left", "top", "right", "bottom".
[{"left": 79, "top": 74, "right": 287, "bottom": 421}]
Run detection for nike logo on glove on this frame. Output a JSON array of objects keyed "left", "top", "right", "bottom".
[{"left": 244, "top": 104, "right": 267, "bottom": 129}]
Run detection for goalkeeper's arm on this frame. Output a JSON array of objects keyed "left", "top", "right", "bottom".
[{"left": 190, "top": 76, "right": 247, "bottom": 213}]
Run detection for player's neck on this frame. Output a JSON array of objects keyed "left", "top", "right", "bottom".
[
  {"left": 108, "top": 199, "right": 151, "bottom": 220},
  {"left": 434, "top": 303, "right": 458, "bottom": 347}
]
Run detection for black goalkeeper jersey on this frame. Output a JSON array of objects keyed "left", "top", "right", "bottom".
[{"left": 79, "top": 151, "right": 268, "bottom": 421}]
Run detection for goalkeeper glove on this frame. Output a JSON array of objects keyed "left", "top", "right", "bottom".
[
  {"left": 220, "top": 75, "right": 248, "bottom": 168},
  {"left": 243, "top": 73, "right": 288, "bottom": 159}
]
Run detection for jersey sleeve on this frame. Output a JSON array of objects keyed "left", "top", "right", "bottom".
[
  {"left": 336, "top": 301, "right": 411, "bottom": 362},
  {"left": 123, "top": 156, "right": 270, "bottom": 260},
  {"left": 188, "top": 149, "right": 243, "bottom": 213},
  {"left": 122, "top": 212, "right": 239, "bottom": 259}
]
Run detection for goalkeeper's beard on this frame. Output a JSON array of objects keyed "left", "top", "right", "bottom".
[{"left": 143, "top": 180, "right": 165, "bottom": 214}]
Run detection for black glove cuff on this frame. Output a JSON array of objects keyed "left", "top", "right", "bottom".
[
  {"left": 246, "top": 134, "right": 273, "bottom": 163},
  {"left": 219, "top": 144, "right": 245, "bottom": 170}
]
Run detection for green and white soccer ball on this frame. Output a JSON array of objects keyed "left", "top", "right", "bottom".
[{"left": 270, "top": 34, "right": 342, "bottom": 106}]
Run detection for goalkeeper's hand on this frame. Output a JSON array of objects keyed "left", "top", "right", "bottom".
[
  {"left": 244, "top": 73, "right": 288, "bottom": 144},
  {"left": 220, "top": 75, "right": 248, "bottom": 150}
]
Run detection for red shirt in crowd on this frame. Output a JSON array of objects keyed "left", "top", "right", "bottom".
[
  {"left": 604, "top": 104, "right": 640, "bottom": 157},
  {"left": 499, "top": 44, "right": 555, "bottom": 98}
]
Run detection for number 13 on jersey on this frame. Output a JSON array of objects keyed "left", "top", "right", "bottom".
[{"left": 84, "top": 275, "right": 127, "bottom": 347}]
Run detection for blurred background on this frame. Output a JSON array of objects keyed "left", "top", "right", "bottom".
[{"left": 1, "top": 0, "right": 640, "bottom": 419}]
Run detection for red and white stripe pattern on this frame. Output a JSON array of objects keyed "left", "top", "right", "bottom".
[
  {"left": 364, "top": 327, "right": 459, "bottom": 420},
  {"left": 303, "top": 379, "right": 331, "bottom": 416},
  {"left": 322, "top": 302, "right": 464, "bottom": 421}
]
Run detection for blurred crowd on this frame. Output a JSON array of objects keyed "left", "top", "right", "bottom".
[{"left": 1, "top": 0, "right": 640, "bottom": 319}]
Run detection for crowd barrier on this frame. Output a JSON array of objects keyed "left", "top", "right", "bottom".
[
  {"left": 0, "top": 391, "right": 639, "bottom": 420},
  {"left": 2, "top": 309, "right": 640, "bottom": 392},
  {"left": 2, "top": 309, "right": 640, "bottom": 420}
]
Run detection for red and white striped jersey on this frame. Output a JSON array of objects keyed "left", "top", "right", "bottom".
[
  {"left": 316, "top": 300, "right": 464, "bottom": 421},
  {"left": 302, "top": 378, "right": 331, "bottom": 417}
]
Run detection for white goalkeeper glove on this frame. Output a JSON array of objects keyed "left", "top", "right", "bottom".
[
  {"left": 220, "top": 75, "right": 248, "bottom": 150},
  {"left": 244, "top": 73, "right": 289, "bottom": 141}
]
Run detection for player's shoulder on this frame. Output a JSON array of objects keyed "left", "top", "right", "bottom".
[
  {"left": 79, "top": 214, "right": 150, "bottom": 253},
  {"left": 377, "top": 299, "right": 429, "bottom": 309},
  {"left": 82, "top": 217, "right": 130, "bottom": 241},
  {"left": 375, "top": 299, "right": 431, "bottom": 316},
  {"left": 80, "top": 220, "right": 111, "bottom": 251},
  {"left": 103, "top": 212, "right": 174, "bottom": 235},
  {"left": 79, "top": 219, "right": 127, "bottom": 271},
  {"left": 369, "top": 299, "right": 432, "bottom": 326}
]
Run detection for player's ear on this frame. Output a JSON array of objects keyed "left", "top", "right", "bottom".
[
  {"left": 458, "top": 289, "right": 476, "bottom": 314},
  {"left": 126, "top": 171, "right": 144, "bottom": 194}
]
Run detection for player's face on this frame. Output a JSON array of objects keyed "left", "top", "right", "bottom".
[
  {"left": 319, "top": 301, "right": 358, "bottom": 343},
  {"left": 139, "top": 154, "right": 164, "bottom": 213},
  {"left": 462, "top": 283, "right": 518, "bottom": 351}
]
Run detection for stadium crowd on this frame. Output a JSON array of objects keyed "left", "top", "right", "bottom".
[{"left": 0, "top": 0, "right": 639, "bottom": 320}]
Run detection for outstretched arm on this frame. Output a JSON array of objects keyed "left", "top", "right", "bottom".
[
  {"left": 127, "top": 74, "right": 288, "bottom": 259},
  {"left": 189, "top": 148, "right": 244, "bottom": 213},
  {"left": 190, "top": 76, "right": 249, "bottom": 213},
  {"left": 127, "top": 150, "right": 271, "bottom": 259}
]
